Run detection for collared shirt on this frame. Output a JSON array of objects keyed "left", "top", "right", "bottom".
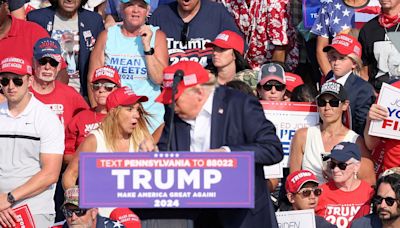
[
  {"left": 334, "top": 71, "right": 352, "bottom": 86},
  {"left": 183, "top": 90, "right": 214, "bottom": 152}
]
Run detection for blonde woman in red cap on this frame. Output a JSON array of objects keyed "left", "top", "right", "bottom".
[
  {"left": 205, "top": 30, "right": 251, "bottom": 85},
  {"left": 63, "top": 86, "right": 153, "bottom": 190},
  {"left": 64, "top": 66, "right": 121, "bottom": 165}
]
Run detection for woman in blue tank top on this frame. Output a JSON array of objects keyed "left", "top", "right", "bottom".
[{"left": 87, "top": 0, "right": 168, "bottom": 138}]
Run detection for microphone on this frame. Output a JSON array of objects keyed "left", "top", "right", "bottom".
[
  {"left": 167, "top": 69, "right": 184, "bottom": 151},
  {"left": 109, "top": 208, "right": 141, "bottom": 228},
  {"left": 172, "top": 69, "right": 184, "bottom": 94}
]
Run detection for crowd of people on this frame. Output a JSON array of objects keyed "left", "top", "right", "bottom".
[{"left": 1, "top": 0, "right": 400, "bottom": 227}]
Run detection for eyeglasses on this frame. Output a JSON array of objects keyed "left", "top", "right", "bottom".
[
  {"left": 328, "top": 161, "right": 353, "bottom": 170},
  {"left": 38, "top": 58, "right": 59, "bottom": 67},
  {"left": 317, "top": 98, "right": 341, "bottom": 107},
  {"left": 0, "top": 77, "right": 24, "bottom": 87},
  {"left": 373, "top": 196, "right": 397, "bottom": 206},
  {"left": 92, "top": 82, "right": 117, "bottom": 92},
  {"left": 62, "top": 207, "right": 88, "bottom": 218},
  {"left": 262, "top": 83, "right": 286, "bottom": 91},
  {"left": 297, "top": 188, "right": 323, "bottom": 197},
  {"left": 180, "top": 22, "right": 189, "bottom": 45}
]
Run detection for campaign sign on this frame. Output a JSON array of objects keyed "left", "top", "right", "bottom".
[
  {"left": 303, "top": 0, "right": 324, "bottom": 28},
  {"left": 79, "top": 152, "right": 254, "bottom": 208},
  {"left": 262, "top": 101, "right": 319, "bottom": 167},
  {"left": 369, "top": 83, "right": 400, "bottom": 140},
  {"left": 276, "top": 209, "right": 316, "bottom": 228},
  {"left": 13, "top": 204, "right": 35, "bottom": 228}
]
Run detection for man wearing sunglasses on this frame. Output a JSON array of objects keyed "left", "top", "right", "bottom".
[
  {"left": 351, "top": 167, "right": 400, "bottom": 228},
  {"left": 256, "top": 63, "right": 287, "bottom": 101},
  {"left": 31, "top": 37, "right": 89, "bottom": 132},
  {"left": 285, "top": 170, "right": 336, "bottom": 228},
  {"left": 59, "top": 186, "right": 127, "bottom": 228},
  {"left": 0, "top": 56, "right": 64, "bottom": 227}
]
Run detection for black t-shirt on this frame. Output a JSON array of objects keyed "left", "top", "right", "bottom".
[
  {"left": 149, "top": 0, "right": 241, "bottom": 66},
  {"left": 358, "top": 16, "right": 400, "bottom": 81}
]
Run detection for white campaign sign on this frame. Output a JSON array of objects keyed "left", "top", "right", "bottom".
[
  {"left": 276, "top": 209, "right": 316, "bottom": 228},
  {"left": 369, "top": 83, "right": 400, "bottom": 140}
]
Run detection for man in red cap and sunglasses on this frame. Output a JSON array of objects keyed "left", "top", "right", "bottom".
[
  {"left": 0, "top": 56, "right": 64, "bottom": 227},
  {"left": 141, "top": 60, "right": 283, "bottom": 228}
]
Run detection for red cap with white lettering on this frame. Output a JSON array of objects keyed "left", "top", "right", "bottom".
[
  {"left": 92, "top": 66, "right": 121, "bottom": 87},
  {"left": 285, "top": 170, "right": 319, "bottom": 193},
  {"left": 205, "top": 30, "right": 244, "bottom": 55}
]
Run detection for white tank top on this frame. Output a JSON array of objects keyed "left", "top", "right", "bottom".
[
  {"left": 302, "top": 125, "right": 359, "bottom": 183},
  {"left": 91, "top": 128, "right": 135, "bottom": 152}
]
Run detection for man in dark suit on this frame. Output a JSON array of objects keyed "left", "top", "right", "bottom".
[{"left": 152, "top": 61, "right": 283, "bottom": 228}]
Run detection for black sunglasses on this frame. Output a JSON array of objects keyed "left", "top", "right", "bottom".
[
  {"left": 297, "top": 188, "right": 322, "bottom": 197},
  {"left": 262, "top": 83, "right": 286, "bottom": 91},
  {"left": 329, "top": 161, "right": 353, "bottom": 170},
  {"left": 181, "top": 22, "right": 189, "bottom": 45},
  {"left": 62, "top": 207, "right": 87, "bottom": 218},
  {"left": 317, "top": 98, "right": 341, "bottom": 107},
  {"left": 0, "top": 77, "right": 24, "bottom": 87},
  {"left": 38, "top": 58, "right": 59, "bottom": 67},
  {"left": 92, "top": 82, "right": 117, "bottom": 92},
  {"left": 373, "top": 195, "right": 397, "bottom": 206}
]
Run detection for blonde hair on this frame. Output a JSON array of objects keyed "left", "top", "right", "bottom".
[
  {"left": 100, "top": 103, "right": 152, "bottom": 151},
  {"left": 348, "top": 53, "right": 362, "bottom": 75}
]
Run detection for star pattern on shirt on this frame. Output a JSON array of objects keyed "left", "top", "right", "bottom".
[
  {"left": 342, "top": 8, "right": 351, "bottom": 17},
  {"left": 333, "top": 16, "right": 341, "bottom": 24}
]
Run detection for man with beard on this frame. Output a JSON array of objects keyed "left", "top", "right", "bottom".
[{"left": 351, "top": 167, "right": 400, "bottom": 228}]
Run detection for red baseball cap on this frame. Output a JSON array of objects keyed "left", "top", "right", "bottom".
[
  {"left": 205, "top": 30, "right": 245, "bottom": 55},
  {"left": 155, "top": 61, "right": 210, "bottom": 104},
  {"left": 285, "top": 72, "right": 304, "bottom": 92},
  {"left": 323, "top": 34, "right": 362, "bottom": 58},
  {"left": 110, "top": 208, "right": 141, "bottom": 228},
  {"left": 92, "top": 66, "right": 121, "bottom": 87},
  {"left": 285, "top": 170, "right": 319, "bottom": 193},
  {"left": 0, "top": 57, "right": 32, "bottom": 76},
  {"left": 106, "top": 86, "right": 148, "bottom": 111}
]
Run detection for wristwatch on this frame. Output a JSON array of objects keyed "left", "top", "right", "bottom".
[
  {"left": 144, "top": 48, "right": 154, "bottom": 55},
  {"left": 7, "top": 192, "right": 16, "bottom": 205}
]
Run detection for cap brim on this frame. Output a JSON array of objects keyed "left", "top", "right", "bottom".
[
  {"left": 316, "top": 91, "right": 342, "bottom": 100},
  {"left": 91, "top": 75, "right": 119, "bottom": 86},
  {"left": 155, "top": 87, "right": 185, "bottom": 105},
  {"left": 35, "top": 54, "right": 62, "bottom": 62},
  {"left": 120, "top": 95, "right": 149, "bottom": 107},
  {"left": 259, "top": 76, "right": 285, "bottom": 85},
  {"left": 296, "top": 180, "right": 319, "bottom": 192},
  {"left": 205, "top": 40, "right": 243, "bottom": 55}
]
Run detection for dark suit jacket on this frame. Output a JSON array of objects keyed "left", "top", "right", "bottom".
[
  {"left": 343, "top": 73, "right": 375, "bottom": 135},
  {"left": 157, "top": 86, "right": 283, "bottom": 228},
  {"left": 27, "top": 7, "right": 104, "bottom": 97},
  {"left": 326, "top": 72, "right": 376, "bottom": 135}
]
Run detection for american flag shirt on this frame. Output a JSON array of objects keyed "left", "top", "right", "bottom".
[{"left": 311, "top": 0, "right": 380, "bottom": 38}]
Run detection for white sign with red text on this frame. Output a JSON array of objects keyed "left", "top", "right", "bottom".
[{"left": 369, "top": 83, "right": 400, "bottom": 140}]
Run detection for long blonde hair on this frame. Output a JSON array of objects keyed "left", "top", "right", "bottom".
[{"left": 100, "top": 103, "right": 152, "bottom": 151}]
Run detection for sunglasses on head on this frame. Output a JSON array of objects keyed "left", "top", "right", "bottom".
[
  {"left": 262, "top": 83, "right": 286, "bottom": 91},
  {"left": 328, "top": 161, "right": 353, "bottom": 170},
  {"left": 373, "top": 195, "right": 397, "bottom": 206},
  {"left": 38, "top": 58, "right": 59, "bottom": 67},
  {"left": 0, "top": 77, "right": 24, "bottom": 87},
  {"left": 92, "top": 82, "right": 117, "bottom": 92},
  {"left": 62, "top": 207, "right": 87, "bottom": 218},
  {"left": 180, "top": 22, "right": 189, "bottom": 45},
  {"left": 297, "top": 188, "right": 322, "bottom": 197},
  {"left": 317, "top": 98, "right": 341, "bottom": 107}
]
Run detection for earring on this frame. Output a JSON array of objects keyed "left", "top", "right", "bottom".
[{"left": 353, "top": 172, "right": 358, "bottom": 179}]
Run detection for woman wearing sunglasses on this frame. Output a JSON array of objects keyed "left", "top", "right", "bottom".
[
  {"left": 256, "top": 63, "right": 287, "bottom": 101},
  {"left": 87, "top": 0, "right": 168, "bottom": 137},
  {"left": 205, "top": 30, "right": 251, "bottom": 85},
  {"left": 315, "top": 142, "right": 374, "bottom": 227},
  {"left": 64, "top": 66, "right": 121, "bottom": 165},
  {"left": 289, "top": 81, "right": 375, "bottom": 185}
]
